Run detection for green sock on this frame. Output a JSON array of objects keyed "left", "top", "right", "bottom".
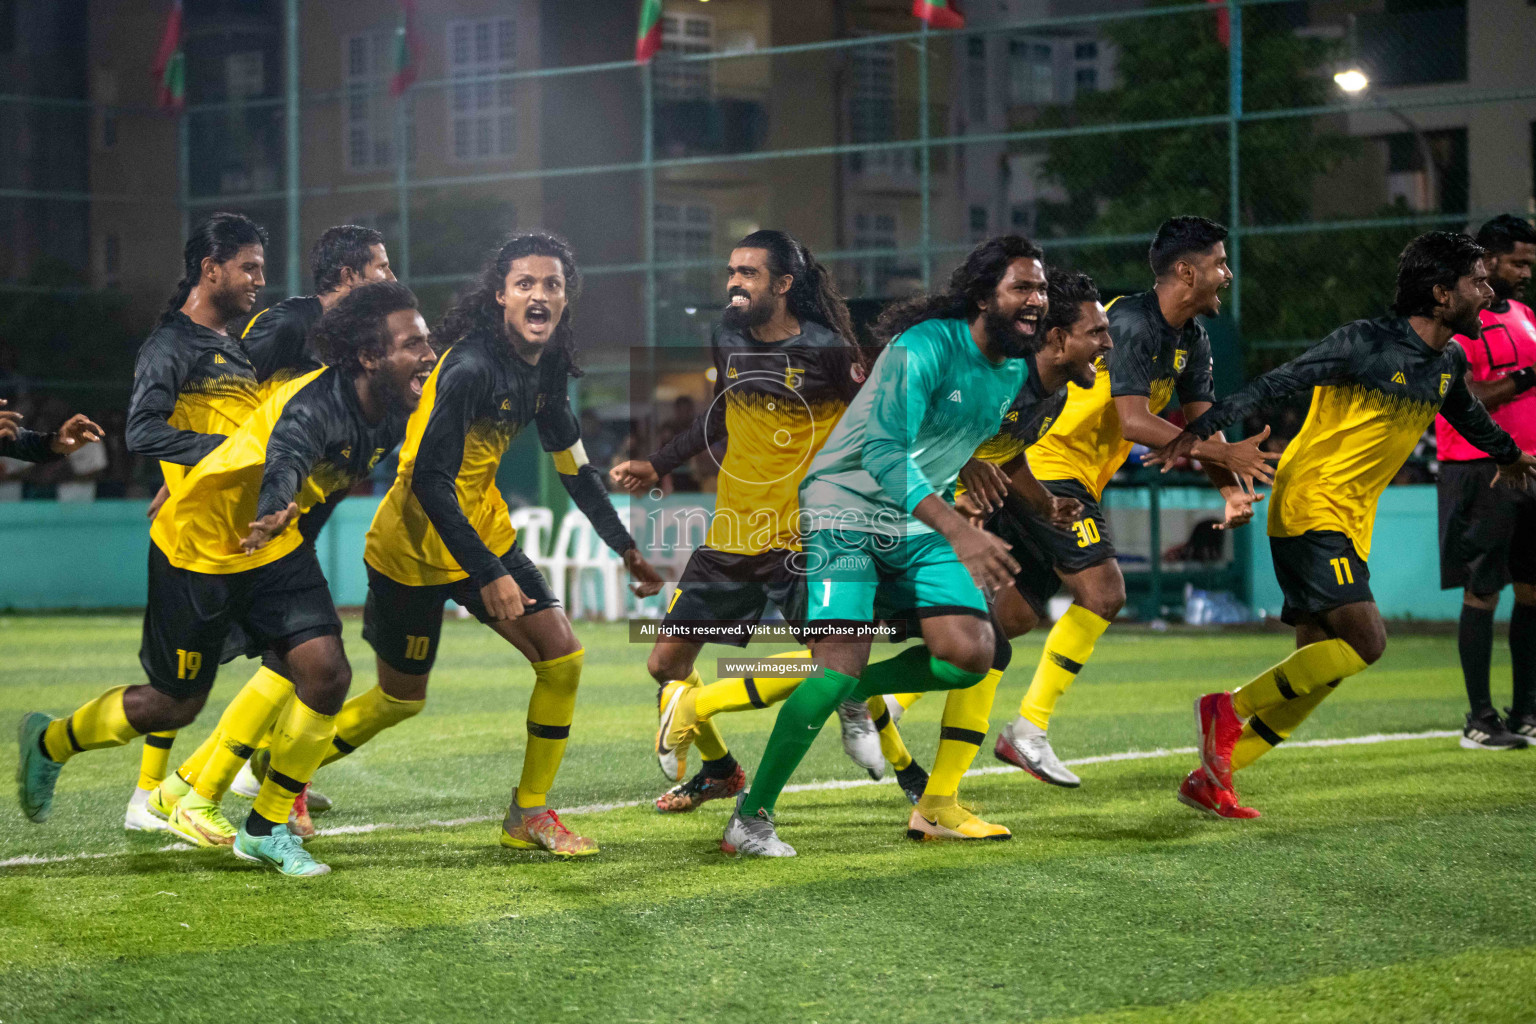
[
  {"left": 740, "top": 669, "right": 859, "bottom": 819},
  {"left": 852, "top": 646, "right": 987, "bottom": 700}
]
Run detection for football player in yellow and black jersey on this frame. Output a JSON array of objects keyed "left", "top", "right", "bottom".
[
  {"left": 120, "top": 213, "right": 270, "bottom": 830},
  {"left": 151, "top": 226, "right": 400, "bottom": 832},
  {"left": 16, "top": 280, "right": 437, "bottom": 877},
  {"left": 985, "top": 217, "right": 1278, "bottom": 786},
  {"left": 863, "top": 269, "right": 1112, "bottom": 802},
  {"left": 609, "top": 230, "right": 874, "bottom": 813},
  {"left": 352, "top": 232, "right": 663, "bottom": 858},
  {"left": 1157, "top": 231, "right": 1536, "bottom": 818}
]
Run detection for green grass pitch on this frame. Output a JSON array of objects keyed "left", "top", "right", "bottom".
[{"left": 2, "top": 614, "right": 1534, "bottom": 1023}]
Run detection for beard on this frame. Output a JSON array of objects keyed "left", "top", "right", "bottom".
[
  {"left": 983, "top": 306, "right": 1040, "bottom": 359},
  {"left": 721, "top": 289, "right": 774, "bottom": 332},
  {"left": 1490, "top": 275, "right": 1518, "bottom": 302},
  {"left": 376, "top": 365, "right": 417, "bottom": 416},
  {"left": 1448, "top": 301, "right": 1483, "bottom": 338}
]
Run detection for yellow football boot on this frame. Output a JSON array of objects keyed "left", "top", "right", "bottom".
[{"left": 906, "top": 795, "right": 1011, "bottom": 842}]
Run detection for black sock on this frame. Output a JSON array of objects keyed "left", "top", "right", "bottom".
[
  {"left": 243, "top": 811, "right": 283, "bottom": 837},
  {"left": 37, "top": 733, "right": 52, "bottom": 760},
  {"left": 702, "top": 753, "right": 738, "bottom": 779},
  {"left": 1510, "top": 603, "right": 1536, "bottom": 715},
  {"left": 1459, "top": 603, "right": 1495, "bottom": 714},
  {"left": 896, "top": 761, "right": 929, "bottom": 789}
]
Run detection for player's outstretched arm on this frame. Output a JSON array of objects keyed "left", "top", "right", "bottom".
[
  {"left": 49, "top": 413, "right": 104, "bottom": 455},
  {"left": 913, "top": 493, "right": 1020, "bottom": 596},
  {"left": 1441, "top": 356, "right": 1530, "bottom": 488},
  {"left": 539, "top": 381, "right": 663, "bottom": 597},
  {"left": 1001, "top": 454, "right": 1081, "bottom": 529},
  {"left": 125, "top": 334, "right": 228, "bottom": 465},
  {"left": 244, "top": 386, "right": 334, "bottom": 552}
]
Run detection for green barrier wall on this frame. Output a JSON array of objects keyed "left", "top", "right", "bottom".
[{"left": 0, "top": 485, "right": 1510, "bottom": 621}]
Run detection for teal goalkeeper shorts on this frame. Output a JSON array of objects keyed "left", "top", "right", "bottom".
[{"left": 802, "top": 528, "right": 989, "bottom": 630}]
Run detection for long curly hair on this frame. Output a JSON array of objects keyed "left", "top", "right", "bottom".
[
  {"left": 872, "top": 235, "right": 1044, "bottom": 346},
  {"left": 435, "top": 231, "right": 583, "bottom": 378},
  {"left": 311, "top": 281, "right": 419, "bottom": 376}
]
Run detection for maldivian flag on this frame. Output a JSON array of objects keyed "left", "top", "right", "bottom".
[
  {"left": 150, "top": 0, "right": 185, "bottom": 112},
  {"left": 635, "top": 0, "right": 663, "bottom": 64},
  {"left": 912, "top": 0, "right": 964, "bottom": 29},
  {"left": 1207, "top": 0, "right": 1231, "bottom": 48},
  {"left": 390, "top": 0, "right": 420, "bottom": 97}
]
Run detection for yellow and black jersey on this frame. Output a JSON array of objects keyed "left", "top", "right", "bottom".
[
  {"left": 968, "top": 352, "right": 1068, "bottom": 469},
  {"left": 366, "top": 330, "right": 634, "bottom": 590},
  {"left": 242, "top": 295, "right": 325, "bottom": 389},
  {"left": 649, "top": 320, "right": 862, "bottom": 554},
  {"left": 126, "top": 311, "right": 263, "bottom": 489},
  {"left": 1188, "top": 316, "right": 1522, "bottom": 559},
  {"left": 151, "top": 367, "right": 403, "bottom": 574},
  {"left": 1027, "top": 290, "right": 1216, "bottom": 500}
]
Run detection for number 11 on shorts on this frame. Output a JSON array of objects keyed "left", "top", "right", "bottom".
[{"left": 1329, "top": 556, "right": 1355, "bottom": 586}]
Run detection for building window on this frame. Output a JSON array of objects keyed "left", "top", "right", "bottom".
[
  {"left": 849, "top": 41, "right": 910, "bottom": 175},
  {"left": 343, "top": 32, "right": 411, "bottom": 172},
  {"left": 447, "top": 18, "right": 517, "bottom": 162},
  {"left": 656, "top": 14, "right": 713, "bottom": 101},
  {"left": 1008, "top": 39, "right": 1054, "bottom": 105},
  {"left": 853, "top": 211, "right": 900, "bottom": 295},
  {"left": 1075, "top": 67, "right": 1098, "bottom": 92},
  {"left": 655, "top": 202, "right": 715, "bottom": 298},
  {"left": 1074, "top": 41, "right": 1098, "bottom": 61},
  {"left": 966, "top": 36, "right": 987, "bottom": 122},
  {"left": 103, "top": 233, "right": 120, "bottom": 287},
  {"left": 225, "top": 51, "right": 264, "bottom": 99}
]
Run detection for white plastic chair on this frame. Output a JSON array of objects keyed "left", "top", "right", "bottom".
[
  {"left": 509, "top": 505, "right": 555, "bottom": 564},
  {"left": 551, "top": 510, "right": 626, "bottom": 621}
]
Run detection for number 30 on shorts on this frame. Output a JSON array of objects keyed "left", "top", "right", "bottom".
[{"left": 1072, "top": 518, "right": 1101, "bottom": 548}]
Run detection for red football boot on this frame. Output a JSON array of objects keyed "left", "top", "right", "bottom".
[
  {"left": 288, "top": 784, "right": 316, "bottom": 839},
  {"left": 656, "top": 764, "right": 746, "bottom": 814},
  {"left": 1177, "top": 766, "right": 1260, "bottom": 819},
  {"left": 1195, "top": 692, "right": 1243, "bottom": 791}
]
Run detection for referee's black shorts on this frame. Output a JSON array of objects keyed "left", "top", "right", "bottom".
[{"left": 1438, "top": 458, "right": 1536, "bottom": 595}]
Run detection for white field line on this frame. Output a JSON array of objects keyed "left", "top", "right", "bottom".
[{"left": 0, "top": 729, "right": 1459, "bottom": 869}]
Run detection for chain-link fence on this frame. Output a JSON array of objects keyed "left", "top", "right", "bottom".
[{"left": 2, "top": 0, "right": 1531, "bottom": 513}]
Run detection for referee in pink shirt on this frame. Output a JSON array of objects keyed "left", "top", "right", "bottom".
[{"left": 1437, "top": 215, "right": 1536, "bottom": 749}]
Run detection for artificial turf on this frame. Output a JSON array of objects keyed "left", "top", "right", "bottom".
[{"left": 1, "top": 615, "right": 1532, "bottom": 1023}]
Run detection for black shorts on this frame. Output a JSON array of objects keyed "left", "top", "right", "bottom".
[
  {"left": 363, "top": 543, "right": 559, "bottom": 674},
  {"left": 661, "top": 546, "right": 806, "bottom": 647},
  {"left": 1269, "top": 530, "right": 1373, "bottom": 626},
  {"left": 987, "top": 478, "right": 1116, "bottom": 614},
  {"left": 139, "top": 544, "right": 341, "bottom": 699},
  {"left": 220, "top": 491, "right": 349, "bottom": 666},
  {"left": 1438, "top": 459, "right": 1536, "bottom": 594}
]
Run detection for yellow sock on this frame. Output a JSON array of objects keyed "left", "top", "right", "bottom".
[
  {"left": 694, "top": 653, "right": 809, "bottom": 719},
  {"left": 1231, "top": 639, "right": 1368, "bottom": 718},
  {"left": 866, "top": 694, "right": 915, "bottom": 771},
  {"left": 1232, "top": 682, "right": 1339, "bottom": 771},
  {"left": 175, "top": 728, "right": 221, "bottom": 789},
  {"left": 926, "top": 668, "right": 1004, "bottom": 797},
  {"left": 194, "top": 667, "right": 294, "bottom": 801},
  {"left": 320, "top": 684, "right": 426, "bottom": 766},
  {"left": 251, "top": 696, "right": 336, "bottom": 825},
  {"left": 161, "top": 771, "right": 192, "bottom": 801},
  {"left": 1020, "top": 605, "right": 1110, "bottom": 729},
  {"left": 517, "top": 649, "right": 584, "bottom": 808},
  {"left": 43, "top": 685, "right": 139, "bottom": 763},
  {"left": 136, "top": 731, "right": 177, "bottom": 790}
]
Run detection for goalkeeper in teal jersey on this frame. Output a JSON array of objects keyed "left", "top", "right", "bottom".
[{"left": 720, "top": 236, "right": 1049, "bottom": 857}]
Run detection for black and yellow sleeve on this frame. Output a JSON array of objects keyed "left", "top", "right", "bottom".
[
  {"left": 1176, "top": 328, "right": 1218, "bottom": 407},
  {"left": 410, "top": 349, "right": 509, "bottom": 588},
  {"left": 1186, "top": 328, "right": 1356, "bottom": 439},
  {"left": 1440, "top": 347, "right": 1523, "bottom": 464},
  {"left": 537, "top": 365, "right": 636, "bottom": 556},
  {"left": 254, "top": 376, "right": 336, "bottom": 520},
  {"left": 125, "top": 330, "right": 226, "bottom": 465}
]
